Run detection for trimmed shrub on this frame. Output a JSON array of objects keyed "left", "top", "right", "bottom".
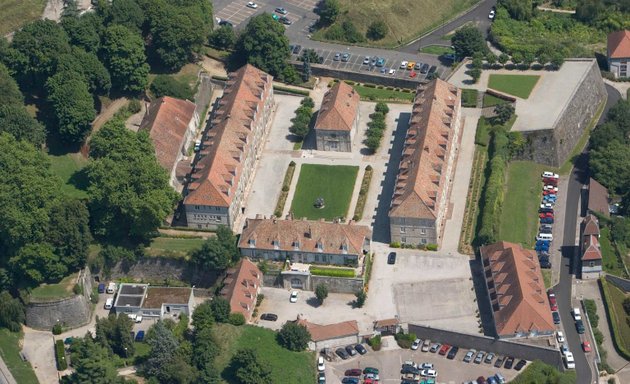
[
  {"left": 273, "top": 85, "right": 309, "bottom": 96},
  {"left": 228, "top": 312, "right": 246, "bottom": 326},
  {"left": 367, "top": 334, "right": 381, "bottom": 351},
  {"left": 355, "top": 290, "right": 367, "bottom": 308},
  {"left": 150, "top": 75, "right": 194, "bottom": 100},
  {"left": 390, "top": 242, "right": 401, "bottom": 248},
  {"left": 394, "top": 332, "right": 417, "bottom": 349},
  {"left": 52, "top": 323, "right": 63, "bottom": 335},
  {"left": 310, "top": 267, "right": 355, "bottom": 278},
  {"left": 55, "top": 340, "right": 67, "bottom": 370},
  {"left": 426, "top": 244, "right": 438, "bottom": 251}
]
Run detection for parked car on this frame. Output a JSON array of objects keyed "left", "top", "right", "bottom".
[
  {"left": 388, "top": 68, "right": 396, "bottom": 75},
  {"left": 438, "top": 344, "right": 450, "bottom": 355},
  {"left": 540, "top": 217, "right": 554, "bottom": 224},
  {"left": 246, "top": 2, "right": 258, "bottom": 8},
  {"left": 345, "top": 369, "right": 362, "bottom": 376},
  {"left": 421, "top": 339, "right": 431, "bottom": 352},
  {"left": 540, "top": 259, "right": 552, "bottom": 269},
  {"left": 364, "top": 373, "right": 379, "bottom": 380},
  {"left": 573, "top": 308, "right": 582, "bottom": 321},
  {"left": 64, "top": 337, "right": 75, "bottom": 345},
  {"left": 401, "top": 365, "right": 419, "bottom": 375},
  {"left": 376, "top": 58, "right": 385, "bottom": 67},
  {"left": 419, "top": 362, "right": 434, "bottom": 370},
  {"left": 106, "top": 282, "right": 116, "bottom": 294},
  {"left": 290, "top": 291, "right": 298, "bottom": 303},
  {"left": 429, "top": 343, "right": 441, "bottom": 353},
  {"left": 494, "top": 355, "right": 505, "bottom": 368},
  {"left": 318, "top": 356, "right": 325, "bottom": 371},
  {"left": 218, "top": 20, "right": 233, "bottom": 27},
  {"left": 504, "top": 356, "right": 515, "bottom": 369},
  {"left": 560, "top": 344, "right": 570, "bottom": 355},
  {"left": 105, "top": 298, "right": 113, "bottom": 310},
  {"left": 341, "top": 53, "right": 350, "bottom": 62},
  {"left": 388, "top": 252, "right": 397, "bottom": 264},
  {"left": 345, "top": 345, "right": 357, "bottom": 356},
  {"left": 410, "top": 71, "right": 417, "bottom": 78},
  {"left": 474, "top": 351, "right": 486, "bottom": 364},
  {"left": 421, "top": 369, "right": 437, "bottom": 378},
  {"left": 494, "top": 373, "right": 506, "bottom": 384},
  {"left": 414, "top": 62, "right": 422, "bottom": 70},
  {"left": 292, "top": 45, "right": 302, "bottom": 54},
  {"left": 403, "top": 360, "right": 417, "bottom": 369},
  {"left": 336, "top": 348, "right": 349, "bottom": 359},
  {"left": 407, "top": 61, "right": 416, "bottom": 70},
  {"left": 484, "top": 352, "right": 496, "bottom": 364},
  {"left": 411, "top": 338, "right": 421, "bottom": 350},
  {"left": 363, "top": 56, "right": 370, "bottom": 65},
  {"left": 363, "top": 367, "right": 379, "bottom": 375},
  {"left": 447, "top": 346, "right": 459, "bottom": 360},
  {"left": 318, "top": 371, "right": 325, "bottom": 384},
  {"left": 542, "top": 171, "right": 559, "bottom": 179},
  {"left": 487, "top": 376, "right": 498, "bottom": 384},
  {"left": 428, "top": 65, "right": 437, "bottom": 74},
  {"left": 98, "top": 283, "right": 106, "bottom": 293},
  {"left": 548, "top": 291, "right": 557, "bottom": 304},
  {"left": 539, "top": 226, "right": 553, "bottom": 234},
  {"left": 576, "top": 319, "right": 585, "bottom": 334},
  {"left": 514, "top": 359, "right": 527, "bottom": 371},
  {"left": 552, "top": 311, "right": 561, "bottom": 324},
  {"left": 464, "top": 349, "right": 476, "bottom": 363},
  {"left": 275, "top": 7, "right": 288, "bottom": 14},
  {"left": 279, "top": 16, "right": 292, "bottom": 25},
  {"left": 135, "top": 330, "right": 145, "bottom": 342},
  {"left": 400, "top": 60, "right": 409, "bottom": 69},
  {"left": 477, "top": 376, "right": 487, "bottom": 384},
  {"left": 341, "top": 378, "right": 359, "bottom": 384},
  {"left": 489, "top": 9, "right": 496, "bottom": 19},
  {"left": 260, "top": 313, "right": 278, "bottom": 321},
  {"left": 420, "top": 63, "right": 430, "bottom": 73},
  {"left": 564, "top": 352, "right": 575, "bottom": 369},
  {"left": 333, "top": 53, "right": 341, "bottom": 61},
  {"left": 582, "top": 341, "right": 592, "bottom": 352},
  {"left": 354, "top": 344, "right": 367, "bottom": 355}
]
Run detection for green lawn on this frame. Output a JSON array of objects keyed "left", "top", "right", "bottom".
[
  {"left": 482, "top": 93, "right": 509, "bottom": 108},
  {"left": 461, "top": 89, "right": 478, "bottom": 108},
  {"left": 290, "top": 164, "right": 358, "bottom": 221},
  {"left": 542, "top": 269, "right": 552, "bottom": 289},
  {"left": 419, "top": 45, "right": 454, "bottom": 55},
  {"left": 30, "top": 273, "right": 78, "bottom": 301},
  {"left": 145, "top": 236, "right": 206, "bottom": 258},
  {"left": 0, "top": 330, "right": 38, "bottom": 384},
  {"left": 498, "top": 161, "right": 549, "bottom": 247},
  {"left": 510, "top": 360, "right": 576, "bottom": 384},
  {"left": 0, "top": 0, "right": 47, "bottom": 35},
  {"left": 602, "top": 280, "right": 630, "bottom": 353},
  {"left": 352, "top": 84, "right": 415, "bottom": 103},
  {"left": 600, "top": 228, "right": 628, "bottom": 278},
  {"left": 214, "top": 324, "right": 315, "bottom": 384},
  {"left": 487, "top": 74, "right": 540, "bottom": 99},
  {"left": 49, "top": 153, "right": 89, "bottom": 199}
]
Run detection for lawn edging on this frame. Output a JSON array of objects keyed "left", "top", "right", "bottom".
[
  {"left": 459, "top": 144, "right": 488, "bottom": 255},
  {"left": 274, "top": 161, "right": 297, "bottom": 217},
  {"left": 599, "top": 277, "right": 630, "bottom": 361},
  {"left": 55, "top": 339, "right": 67, "bottom": 370},
  {"left": 352, "top": 165, "right": 373, "bottom": 221},
  {"left": 310, "top": 266, "right": 355, "bottom": 278}
]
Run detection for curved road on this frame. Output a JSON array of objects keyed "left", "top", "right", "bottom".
[{"left": 557, "top": 84, "right": 621, "bottom": 384}]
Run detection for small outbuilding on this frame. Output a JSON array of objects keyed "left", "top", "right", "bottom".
[{"left": 314, "top": 81, "right": 360, "bottom": 152}]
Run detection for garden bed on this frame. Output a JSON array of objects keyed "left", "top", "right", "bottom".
[{"left": 310, "top": 267, "right": 356, "bottom": 278}]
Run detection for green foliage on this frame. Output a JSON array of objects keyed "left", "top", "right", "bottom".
[
  {"left": 106, "top": 0, "right": 145, "bottom": 33},
  {"left": 0, "top": 63, "right": 23, "bottom": 107},
  {"left": 95, "top": 314, "right": 135, "bottom": 358},
  {"left": 451, "top": 25, "right": 488, "bottom": 58},
  {"left": 45, "top": 71, "right": 95, "bottom": 144},
  {"left": 394, "top": 331, "right": 417, "bottom": 349},
  {"left": 509, "top": 360, "right": 576, "bottom": 384},
  {"left": 624, "top": 297, "right": 630, "bottom": 316},
  {"left": 364, "top": 103, "right": 388, "bottom": 152},
  {"left": 367, "top": 20, "right": 388, "bottom": 40},
  {"left": 211, "top": 296, "right": 231, "bottom": 323},
  {"left": 64, "top": 336, "right": 124, "bottom": 383},
  {"left": 355, "top": 290, "right": 367, "bottom": 308},
  {"left": 10, "top": 243, "right": 67, "bottom": 285},
  {"left": 315, "top": 284, "right": 328, "bottom": 304},
  {"left": 61, "top": 12, "right": 103, "bottom": 53},
  {"left": 232, "top": 14, "right": 291, "bottom": 80},
  {"left": 494, "top": 103, "right": 515, "bottom": 125},
  {"left": 145, "top": 320, "right": 180, "bottom": 382},
  {"left": 86, "top": 118, "right": 179, "bottom": 242},
  {"left": 324, "top": 20, "right": 365, "bottom": 43},
  {"left": 0, "top": 292, "right": 25, "bottom": 332},
  {"left": 309, "top": 267, "right": 355, "bottom": 278},
  {"left": 0, "top": 105, "right": 46, "bottom": 146},
  {"left": 426, "top": 243, "right": 438, "bottom": 251},
  {"left": 190, "top": 226, "right": 240, "bottom": 270},
  {"left": 56, "top": 47, "right": 112, "bottom": 95},
  {"left": 46, "top": 199, "right": 92, "bottom": 271},
  {"left": 209, "top": 25, "right": 237, "bottom": 51},
  {"left": 367, "top": 334, "right": 381, "bottom": 350},
  {"left": 499, "top": 0, "right": 534, "bottom": 21},
  {"left": 150, "top": 75, "right": 194, "bottom": 100},
  {"left": 192, "top": 301, "right": 215, "bottom": 331},
  {"left": 52, "top": 323, "right": 63, "bottom": 335},
  {"left": 375, "top": 102, "right": 390, "bottom": 115},
  {"left": 475, "top": 117, "right": 491, "bottom": 146},
  {"left": 584, "top": 299, "right": 599, "bottom": 327},
  {"left": 468, "top": 68, "right": 482, "bottom": 83},
  {"left": 229, "top": 312, "right": 246, "bottom": 326},
  {"left": 55, "top": 340, "right": 67, "bottom": 370},
  {"left": 102, "top": 24, "right": 149, "bottom": 93},
  {"left": 461, "top": 89, "right": 479, "bottom": 108},
  {"left": 278, "top": 322, "right": 310, "bottom": 352},
  {"left": 231, "top": 348, "right": 272, "bottom": 384},
  {"left": 289, "top": 97, "right": 314, "bottom": 138},
  {"left": 316, "top": 0, "right": 340, "bottom": 26}
]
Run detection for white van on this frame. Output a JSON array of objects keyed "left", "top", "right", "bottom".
[
  {"left": 104, "top": 298, "right": 113, "bottom": 310},
  {"left": 564, "top": 352, "right": 575, "bottom": 369},
  {"left": 106, "top": 282, "right": 116, "bottom": 294},
  {"left": 573, "top": 308, "right": 582, "bottom": 321},
  {"left": 537, "top": 233, "right": 553, "bottom": 241}
]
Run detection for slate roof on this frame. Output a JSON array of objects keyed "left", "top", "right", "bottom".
[
  {"left": 389, "top": 79, "right": 460, "bottom": 220},
  {"left": 314, "top": 82, "right": 360, "bottom": 131},
  {"left": 608, "top": 30, "right": 630, "bottom": 59}
]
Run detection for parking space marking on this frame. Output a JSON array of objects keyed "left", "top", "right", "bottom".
[
  {"left": 216, "top": 2, "right": 263, "bottom": 26},
  {"left": 285, "top": 0, "right": 318, "bottom": 11}
]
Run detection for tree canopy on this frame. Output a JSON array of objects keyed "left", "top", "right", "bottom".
[
  {"left": 57, "top": 47, "right": 112, "bottom": 95},
  {"left": 102, "top": 24, "right": 149, "bottom": 93},
  {"left": 0, "top": 64, "right": 23, "bottom": 107},
  {"left": 190, "top": 226, "right": 241, "bottom": 270},
  {"left": 0, "top": 105, "right": 46, "bottom": 146},
  {"left": 277, "top": 322, "right": 310, "bottom": 351},
  {"left": 451, "top": 25, "right": 488, "bottom": 58},
  {"left": 230, "top": 348, "right": 272, "bottom": 384},
  {"left": 316, "top": 0, "right": 340, "bottom": 26}
]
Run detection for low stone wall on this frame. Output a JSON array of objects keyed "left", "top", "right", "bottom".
[
  {"left": 107, "top": 257, "right": 219, "bottom": 288},
  {"left": 310, "top": 275, "right": 364, "bottom": 294},
  {"left": 408, "top": 324, "right": 564, "bottom": 370},
  {"left": 263, "top": 270, "right": 283, "bottom": 287},
  {"left": 606, "top": 274, "right": 630, "bottom": 293}
]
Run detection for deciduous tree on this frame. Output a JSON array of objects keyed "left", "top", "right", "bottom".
[
  {"left": 0, "top": 64, "right": 23, "bottom": 107},
  {"left": 0, "top": 291, "right": 25, "bottom": 332},
  {"left": 231, "top": 348, "right": 272, "bottom": 384},
  {"left": 315, "top": 283, "right": 328, "bottom": 304},
  {"left": 102, "top": 24, "right": 149, "bottom": 93},
  {"left": 47, "top": 199, "right": 92, "bottom": 271},
  {"left": 367, "top": 20, "right": 388, "bottom": 40},
  {"left": 190, "top": 226, "right": 240, "bottom": 270},
  {"left": 0, "top": 105, "right": 46, "bottom": 146},
  {"left": 451, "top": 25, "right": 487, "bottom": 59},
  {"left": 316, "top": 0, "right": 340, "bottom": 26},
  {"left": 210, "top": 296, "right": 231, "bottom": 323},
  {"left": 494, "top": 103, "right": 515, "bottom": 125},
  {"left": 61, "top": 12, "right": 103, "bottom": 53},
  {"left": 9, "top": 243, "right": 67, "bottom": 285},
  {"left": 209, "top": 25, "right": 237, "bottom": 51},
  {"left": 45, "top": 71, "right": 95, "bottom": 144},
  {"left": 56, "top": 47, "right": 111, "bottom": 95},
  {"left": 278, "top": 322, "right": 310, "bottom": 351},
  {"left": 191, "top": 301, "right": 214, "bottom": 331}
]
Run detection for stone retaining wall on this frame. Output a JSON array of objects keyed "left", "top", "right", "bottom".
[{"left": 107, "top": 257, "right": 219, "bottom": 287}]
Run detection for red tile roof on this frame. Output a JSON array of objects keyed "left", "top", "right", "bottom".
[
  {"left": 390, "top": 79, "right": 460, "bottom": 220},
  {"left": 582, "top": 235, "right": 602, "bottom": 261},
  {"left": 582, "top": 214, "right": 600, "bottom": 237},
  {"left": 588, "top": 178, "right": 609, "bottom": 217},
  {"left": 315, "top": 82, "right": 360, "bottom": 131},
  {"left": 295, "top": 317, "right": 359, "bottom": 342},
  {"left": 608, "top": 30, "right": 630, "bottom": 59},
  {"left": 140, "top": 96, "right": 196, "bottom": 173},
  {"left": 184, "top": 64, "right": 272, "bottom": 207},
  {"left": 480, "top": 241, "right": 555, "bottom": 337},
  {"left": 239, "top": 217, "right": 371, "bottom": 256},
  {"left": 220, "top": 258, "right": 262, "bottom": 322}
]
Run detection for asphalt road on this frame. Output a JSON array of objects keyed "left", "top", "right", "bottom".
[{"left": 556, "top": 83, "right": 621, "bottom": 384}]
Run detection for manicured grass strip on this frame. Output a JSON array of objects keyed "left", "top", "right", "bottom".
[
  {"left": 148, "top": 237, "right": 205, "bottom": 252},
  {"left": 213, "top": 324, "right": 316, "bottom": 384},
  {"left": 542, "top": 269, "right": 552, "bottom": 289},
  {"left": 419, "top": 45, "right": 454, "bottom": 55},
  {"left": 482, "top": 93, "right": 508, "bottom": 108},
  {"left": 274, "top": 162, "right": 296, "bottom": 217},
  {"left": 461, "top": 89, "right": 478, "bottom": 108},
  {"left": 510, "top": 360, "right": 576, "bottom": 384},
  {"left": 352, "top": 84, "right": 415, "bottom": 103},
  {"left": 498, "top": 161, "right": 548, "bottom": 247},
  {"left": 30, "top": 273, "right": 78, "bottom": 301},
  {"left": 0, "top": 0, "right": 47, "bottom": 35},
  {"left": 353, "top": 166, "right": 373, "bottom": 221},
  {"left": 600, "top": 228, "right": 628, "bottom": 278},
  {"left": 600, "top": 278, "right": 630, "bottom": 360},
  {"left": 487, "top": 74, "right": 540, "bottom": 99},
  {"left": 0, "top": 330, "right": 38, "bottom": 384},
  {"left": 310, "top": 267, "right": 355, "bottom": 278},
  {"left": 459, "top": 145, "right": 488, "bottom": 255},
  {"left": 48, "top": 153, "right": 89, "bottom": 199},
  {"left": 290, "top": 164, "right": 358, "bottom": 220},
  {"left": 55, "top": 340, "right": 67, "bottom": 370}
]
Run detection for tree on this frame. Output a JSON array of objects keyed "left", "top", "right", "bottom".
[
  {"left": 231, "top": 348, "right": 272, "bottom": 384},
  {"left": 485, "top": 53, "right": 497, "bottom": 68},
  {"left": 209, "top": 25, "right": 237, "bottom": 51},
  {"left": 590, "top": 141, "right": 630, "bottom": 194},
  {"left": 278, "top": 322, "right": 310, "bottom": 351},
  {"left": 498, "top": 53, "right": 509, "bottom": 67},
  {"left": 210, "top": 296, "right": 231, "bottom": 323},
  {"left": 0, "top": 291, "right": 25, "bottom": 332},
  {"left": 190, "top": 226, "right": 240, "bottom": 270},
  {"left": 56, "top": 47, "right": 112, "bottom": 95},
  {"left": 550, "top": 53, "right": 564, "bottom": 69},
  {"left": 64, "top": 337, "right": 123, "bottom": 384},
  {"left": 9, "top": 243, "right": 67, "bottom": 285},
  {"left": 355, "top": 290, "right": 367, "bottom": 307},
  {"left": 45, "top": 72, "right": 95, "bottom": 144},
  {"left": 499, "top": 0, "right": 534, "bottom": 21},
  {"left": 61, "top": 12, "right": 103, "bottom": 53},
  {"left": 451, "top": 25, "right": 487, "bottom": 59},
  {"left": 537, "top": 52, "right": 550, "bottom": 67},
  {"left": 301, "top": 57, "right": 311, "bottom": 83},
  {"left": 521, "top": 51, "right": 535, "bottom": 68},
  {"left": 494, "top": 103, "right": 515, "bottom": 125},
  {"left": 315, "top": 284, "right": 328, "bottom": 304},
  {"left": 107, "top": 0, "right": 145, "bottom": 33},
  {"left": 576, "top": 0, "right": 605, "bottom": 24},
  {"left": 229, "top": 312, "right": 246, "bottom": 325},
  {"left": 0, "top": 63, "right": 23, "bottom": 107},
  {"left": 191, "top": 301, "right": 214, "bottom": 331},
  {"left": 192, "top": 326, "right": 220, "bottom": 369},
  {"left": 47, "top": 199, "right": 92, "bottom": 271},
  {"left": 0, "top": 105, "right": 46, "bottom": 146},
  {"left": 375, "top": 102, "right": 389, "bottom": 115},
  {"left": 95, "top": 314, "right": 135, "bottom": 357},
  {"left": 62, "top": 0, "right": 79, "bottom": 18},
  {"left": 102, "top": 24, "right": 149, "bottom": 93},
  {"left": 317, "top": 0, "right": 340, "bottom": 26},
  {"left": 145, "top": 320, "right": 179, "bottom": 382},
  {"left": 232, "top": 14, "right": 291, "bottom": 79},
  {"left": 150, "top": 75, "right": 194, "bottom": 100},
  {"left": 367, "top": 20, "right": 388, "bottom": 40},
  {"left": 469, "top": 68, "right": 482, "bottom": 83}
]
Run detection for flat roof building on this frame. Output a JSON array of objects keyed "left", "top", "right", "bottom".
[{"left": 113, "top": 283, "right": 194, "bottom": 319}]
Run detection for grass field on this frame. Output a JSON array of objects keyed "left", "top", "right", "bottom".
[
  {"left": 49, "top": 153, "right": 89, "bottom": 199},
  {"left": 0, "top": 330, "right": 38, "bottom": 384},
  {"left": 461, "top": 89, "right": 478, "bottom": 107},
  {"left": 313, "top": 0, "right": 479, "bottom": 47},
  {"left": 352, "top": 84, "right": 415, "bottom": 102},
  {"left": 542, "top": 269, "right": 552, "bottom": 289},
  {"left": 0, "top": 0, "right": 47, "bottom": 35},
  {"left": 145, "top": 236, "right": 206, "bottom": 258},
  {"left": 487, "top": 74, "right": 540, "bottom": 99},
  {"left": 498, "top": 161, "right": 548, "bottom": 247},
  {"left": 214, "top": 324, "right": 315, "bottom": 384},
  {"left": 30, "top": 273, "right": 78, "bottom": 301},
  {"left": 482, "top": 93, "right": 509, "bottom": 108},
  {"left": 419, "top": 45, "right": 454, "bottom": 55},
  {"left": 602, "top": 280, "right": 630, "bottom": 353},
  {"left": 600, "top": 228, "right": 628, "bottom": 278},
  {"left": 510, "top": 360, "right": 576, "bottom": 384},
  {"left": 290, "top": 164, "right": 358, "bottom": 220}
]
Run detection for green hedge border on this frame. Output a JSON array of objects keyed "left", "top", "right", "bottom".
[
  {"left": 55, "top": 340, "right": 67, "bottom": 370},
  {"left": 310, "top": 267, "right": 355, "bottom": 278},
  {"left": 599, "top": 277, "right": 630, "bottom": 360}
]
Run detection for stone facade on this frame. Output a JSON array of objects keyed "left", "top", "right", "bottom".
[
  {"left": 279, "top": 271, "right": 364, "bottom": 293},
  {"left": 515, "top": 60, "right": 607, "bottom": 167},
  {"left": 315, "top": 129, "right": 353, "bottom": 152}
]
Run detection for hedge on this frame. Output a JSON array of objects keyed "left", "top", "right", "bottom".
[
  {"left": 55, "top": 340, "right": 67, "bottom": 370},
  {"left": 273, "top": 85, "right": 310, "bottom": 96},
  {"left": 310, "top": 267, "right": 355, "bottom": 278},
  {"left": 274, "top": 162, "right": 296, "bottom": 217},
  {"left": 475, "top": 117, "right": 491, "bottom": 147},
  {"left": 353, "top": 166, "right": 373, "bottom": 221},
  {"left": 599, "top": 277, "right": 630, "bottom": 361}
]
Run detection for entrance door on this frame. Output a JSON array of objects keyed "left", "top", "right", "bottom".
[{"left": 290, "top": 278, "right": 303, "bottom": 289}]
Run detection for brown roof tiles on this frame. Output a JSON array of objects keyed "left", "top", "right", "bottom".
[
  {"left": 220, "top": 259, "right": 262, "bottom": 322},
  {"left": 608, "top": 30, "right": 630, "bottom": 59},
  {"left": 588, "top": 178, "right": 609, "bottom": 217},
  {"left": 582, "top": 235, "right": 602, "bottom": 261},
  {"left": 315, "top": 82, "right": 359, "bottom": 131},
  {"left": 295, "top": 317, "right": 359, "bottom": 342}
]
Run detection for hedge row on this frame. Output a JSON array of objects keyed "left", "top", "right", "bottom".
[
  {"left": 274, "top": 162, "right": 296, "bottom": 217},
  {"left": 273, "top": 85, "right": 310, "bottom": 96},
  {"left": 475, "top": 117, "right": 491, "bottom": 147},
  {"left": 599, "top": 277, "right": 630, "bottom": 361},
  {"left": 352, "top": 165, "right": 373, "bottom": 221},
  {"left": 363, "top": 103, "right": 390, "bottom": 152},
  {"left": 310, "top": 267, "right": 355, "bottom": 278},
  {"left": 55, "top": 340, "right": 67, "bottom": 370}
]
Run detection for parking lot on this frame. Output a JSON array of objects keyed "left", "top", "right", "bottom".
[
  {"left": 214, "top": 0, "right": 315, "bottom": 28},
  {"left": 324, "top": 341, "right": 523, "bottom": 384}
]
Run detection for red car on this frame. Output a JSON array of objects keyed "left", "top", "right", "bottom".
[
  {"left": 548, "top": 293, "right": 557, "bottom": 311},
  {"left": 539, "top": 212, "right": 554, "bottom": 219},
  {"left": 543, "top": 178, "right": 558, "bottom": 185},
  {"left": 582, "top": 341, "right": 592, "bottom": 352},
  {"left": 409, "top": 71, "right": 417, "bottom": 78},
  {"left": 438, "top": 344, "right": 451, "bottom": 355},
  {"left": 344, "top": 369, "right": 361, "bottom": 376}
]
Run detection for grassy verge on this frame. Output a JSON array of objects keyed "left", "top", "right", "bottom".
[
  {"left": 48, "top": 153, "right": 89, "bottom": 199},
  {"left": 498, "top": 161, "right": 549, "bottom": 247},
  {"left": 290, "top": 164, "right": 358, "bottom": 220},
  {"left": 0, "top": 0, "right": 47, "bottom": 35},
  {"left": 145, "top": 236, "right": 205, "bottom": 258},
  {"left": 461, "top": 89, "right": 478, "bottom": 108},
  {"left": 274, "top": 162, "right": 296, "bottom": 217},
  {"left": 459, "top": 145, "right": 488, "bottom": 255},
  {"left": 352, "top": 84, "right": 415, "bottom": 103},
  {"left": 273, "top": 85, "right": 310, "bottom": 96},
  {"left": 293, "top": 141, "right": 303, "bottom": 150},
  {"left": 600, "top": 277, "right": 630, "bottom": 360},
  {"left": 542, "top": 269, "right": 552, "bottom": 289},
  {"left": 310, "top": 267, "right": 355, "bottom": 278},
  {"left": 363, "top": 253, "right": 374, "bottom": 287},
  {"left": 0, "top": 330, "right": 38, "bottom": 384},
  {"left": 600, "top": 227, "right": 629, "bottom": 278},
  {"left": 487, "top": 74, "right": 540, "bottom": 99},
  {"left": 30, "top": 273, "right": 79, "bottom": 301},
  {"left": 213, "top": 324, "right": 316, "bottom": 384},
  {"left": 419, "top": 45, "right": 454, "bottom": 55},
  {"left": 482, "top": 93, "right": 509, "bottom": 108},
  {"left": 510, "top": 360, "right": 576, "bottom": 384},
  {"left": 353, "top": 166, "right": 373, "bottom": 221}
]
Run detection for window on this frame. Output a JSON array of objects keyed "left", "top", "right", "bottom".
[
  {"left": 589, "top": 262, "right": 594, "bottom": 267},
  {"left": 401, "top": 237, "right": 406, "bottom": 243},
  {"left": 400, "top": 227, "right": 406, "bottom": 233},
  {"left": 420, "top": 228, "right": 426, "bottom": 235},
  {"left": 421, "top": 238, "right": 427, "bottom": 244},
  {"left": 195, "top": 205, "right": 200, "bottom": 210}
]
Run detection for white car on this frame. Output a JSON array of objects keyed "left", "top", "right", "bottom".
[
  {"left": 556, "top": 331, "right": 565, "bottom": 343},
  {"left": 573, "top": 307, "right": 582, "bottom": 321},
  {"left": 403, "top": 360, "right": 417, "bottom": 369},
  {"left": 388, "top": 68, "right": 396, "bottom": 75},
  {"left": 542, "top": 171, "right": 559, "bottom": 179},
  {"left": 246, "top": 1, "right": 258, "bottom": 8},
  {"left": 290, "top": 290, "right": 298, "bottom": 303},
  {"left": 365, "top": 373, "right": 379, "bottom": 380},
  {"left": 544, "top": 185, "right": 559, "bottom": 192},
  {"left": 564, "top": 352, "right": 575, "bottom": 369},
  {"left": 127, "top": 313, "right": 137, "bottom": 321},
  {"left": 400, "top": 60, "right": 408, "bottom": 69},
  {"left": 317, "top": 356, "right": 325, "bottom": 371},
  {"left": 363, "top": 56, "right": 370, "bottom": 65},
  {"left": 411, "top": 339, "right": 421, "bottom": 350},
  {"left": 419, "top": 362, "right": 434, "bottom": 370},
  {"left": 489, "top": 9, "right": 496, "bottom": 19},
  {"left": 420, "top": 369, "right": 437, "bottom": 378},
  {"left": 135, "top": 315, "right": 143, "bottom": 323},
  {"left": 421, "top": 339, "right": 431, "bottom": 352}
]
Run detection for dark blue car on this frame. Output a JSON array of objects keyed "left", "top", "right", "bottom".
[{"left": 135, "top": 330, "right": 145, "bottom": 342}]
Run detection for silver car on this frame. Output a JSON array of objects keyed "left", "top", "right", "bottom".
[
  {"left": 463, "top": 349, "right": 476, "bottom": 363},
  {"left": 474, "top": 351, "right": 486, "bottom": 364}
]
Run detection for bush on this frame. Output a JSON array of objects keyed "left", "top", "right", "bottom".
[
  {"left": 363, "top": 83, "right": 376, "bottom": 88},
  {"left": 367, "top": 20, "right": 388, "bottom": 40},
  {"left": 278, "top": 322, "right": 310, "bottom": 351},
  {"left": 395, "top": 332, "right": 417, "bottom": 349},
  {"left": 256, "top": 294, "right": 264, "bottom": 307},
  {"left": 128, "top": 99, "right": 142, "bottom": 114},
  {"left": 52, "top": 323, "right": 63, "bottom": 335},
  {"left": 390, "top": 242, "right": 401, "bottom": 248},
  {"left": 355, "top": 290, "right": 367, "bottom": 308},
  {"left": 228, "top": 312, "right": 246, "bottom": 326},
  {"left": 367, "top": 334, "right": 382, "bottom": 351},
  {"left": 150, "top": 75, "right": 194, "bottom": 100},
  {"left": 55, "top": 340, "right": 67, "bottom": 370},
  {"left": 73, "top": 283, "right": 83, "bottom": 295},
  {"left": 426, "top": 244, "right": 438, "bottom": 251},
  {"left": 310, "top": 267, "right": 355, "bottom": 278},
  {"left": 584, "top": 299, "right": 599, "bottom": 327}
]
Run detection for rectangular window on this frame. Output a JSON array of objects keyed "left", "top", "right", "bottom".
[
  {"left": 589, "top": 262, "right": 594, "bottom": 267},
  {"left": 420, "top": 228, "right": 426, "bottom": 235},
  {"left": 421, "top": 238, "right": 427, "bottom": 244},
  {"left": 400, "top": 227, "right": 406, "bottom": 233},
  {"left": 401, "top": 237, "right": 406, "bottom": 243},
  {"left": 195, "top": 205, "right": 200, "bottom": 210}
]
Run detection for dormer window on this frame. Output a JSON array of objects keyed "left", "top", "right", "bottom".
[
  {"left": 316, "top": 241, "right": 323, "bottom": 252},
  {"left": 341, "top": 243, "right": 348, "bottom": 254},
  {"left": 293, "top": 241, "right": 300, "bottom": 250},
  {"left": 248, "top": 238, "right": 256, "bottom": 248},
  {"left": 272, "top": 239, "right": 280, "bottom": 249}
]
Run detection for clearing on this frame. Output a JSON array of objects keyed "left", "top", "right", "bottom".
[
  {"left": 353, "top": 84, "right": 415, "bottom": 103},
  {"left": 498, "top": 161, "right": 547, "bottom": 247},
  {"left": 0, "top": 330, "right": 38, "bottom": 384},
  {"left": 145, "top": 236, "right": 206, "bottom": 258},
  {"left": 602, "top": 280, "right": 630, "bottom": 353},
  {"left": 313, "top": 0, "right": 479, "bottom": 47},
  {"left": 49, "top": 152, "right": 89, "bottom": 199},
  {"left": 29, "top": 273, "right": 79, "bottom": 301},
  {"left": 0, "top": 0, "right": 47, "bottom": 36},
  {"left": 419, "top": 45, "right": 455, "bottom": 55},
  {"left": 290, "top": 164, "right": 358, "bottom": 221},
  {"left": 600, "top": 228, "right": 628, "bottom": 278},
  {"left": 487, "top": 74, "right": 540, "bottom": 99},
  {"left": 213, "top": 324, "right": 315, "bottom": 384}
]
